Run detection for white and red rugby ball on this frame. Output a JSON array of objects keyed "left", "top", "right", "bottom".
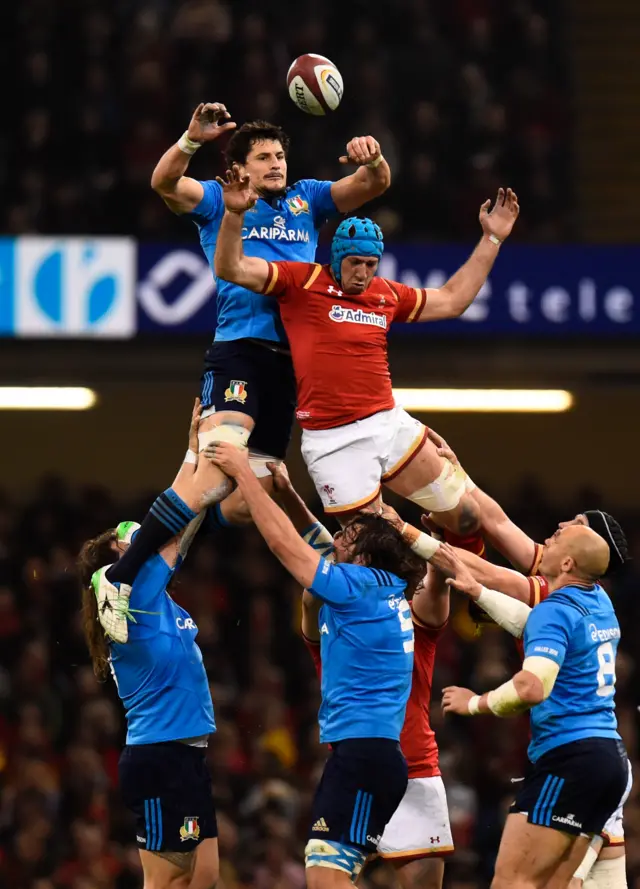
[{"left": 287, "top": 54, "right": 344, "bottom": 116}]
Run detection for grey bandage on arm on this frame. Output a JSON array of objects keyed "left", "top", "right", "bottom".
[{"left": 476, "top": 586, "right": 531, "bottom": 638}]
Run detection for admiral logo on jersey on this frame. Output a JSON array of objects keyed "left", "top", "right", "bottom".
[{"left": 328, "top": 305, "right": 388, "bottom": 329}]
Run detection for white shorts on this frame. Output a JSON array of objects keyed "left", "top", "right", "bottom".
[
  {"left": 378, "top": 776, "right": 454, "bottom": 860},
  {"left": 301, "top": 407, "right": 427, "bottom": 515},
  {"left": 601, "top": 758, "right": 633, "bottom": 846}
]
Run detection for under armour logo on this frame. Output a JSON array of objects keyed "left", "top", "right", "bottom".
[
  {"left": 327, "top": 285, "right": 343, "bottom": 297},
  {"left": 430, "top": 836, "right": 440, "bottom": 844}
]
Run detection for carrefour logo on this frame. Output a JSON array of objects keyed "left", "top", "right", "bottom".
[{"left": 6, "top": 237, "right": 136, "bottom": 338}]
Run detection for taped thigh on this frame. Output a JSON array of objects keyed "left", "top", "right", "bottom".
[
  {"left": 406, "top": 460, "right": 468, "bottom": 512},
  {"left": 304, "top": 839, "right": 366, "bottom": 879},
  {"left": 198, "top": 423, "right": 250, "bottom": 453}
]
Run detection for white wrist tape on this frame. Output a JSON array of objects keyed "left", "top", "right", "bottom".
[
  {"left": 487, "top": 233, "right": 501, "bottom": 247},
  {"left": 476, "top": 586, "right": 531, "bottom": 638},
  {"left": 468, "top": 694, "right": 481, "bottom": 715},
  {"left": 178, "top": 131, "right": 203, "bottom": 155},
  {"left": 573, "top": 837, "right": 602, "bottom": 882},
  {"left": 184, "top": 449, "right": 198, "bottom": 464},
  {"left": 401, "top": 524, "right": 441, "bottom": 560},
  {"left": 522, "top": 656, "right": 560, "bottom": 699},
  {"left": 487, "top": 678, "right": 526, "bottom": 717},
  {"left": 366, "top": 155, "right": 384, "bottom": 169}
]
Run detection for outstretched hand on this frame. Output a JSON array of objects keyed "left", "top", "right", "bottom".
[
  {"left": 187, "top": 102, "right": 236, "bottom": 144},
  {"left": 216, "top": 163, "right": 258, "bottom": 214},
  {"left": 429, "top": 543, "right": 483, "bottom": 600},
  {"left": 442, "top": 686, "right": 476, "bottom": 715},
  {"left": 479, "top": 187, "right": 520, "bottom": 241}
]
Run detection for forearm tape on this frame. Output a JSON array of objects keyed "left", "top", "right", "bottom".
[
  {"left": 487, "top": 656, "right": 559, "bottom": 716},
  {"left": 476, "top": 586, "right": 531, "bottom": 638},
  {"left": 301, "top": 522, "right": 335, "bottom": 558}
]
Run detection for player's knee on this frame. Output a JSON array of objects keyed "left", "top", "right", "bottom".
[{"left": 454, "top": 495, "right": 481, "bottom": 535}]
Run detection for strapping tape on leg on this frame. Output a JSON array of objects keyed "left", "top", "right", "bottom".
[
  {"left": 407, "top": 460, "right": 468, "bottom": 512},
  {"left": 304, "top": 839, "right": 366, "bottom": 879},
  {"left": 198, "top": 423, "right": 250, "bottom": 453},
  {"left": 249, "top": 449, "right": 281, "bottom": 480}
]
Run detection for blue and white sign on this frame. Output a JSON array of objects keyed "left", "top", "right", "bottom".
[
  {"left": 137, "top": 244, "right": 216, "bottom": 334},
  {"left": 0, "top": 237, "right": 136, "bottom": 338},
  {"left": 1, "top": 238, "right": 638, "bottom": 339}
]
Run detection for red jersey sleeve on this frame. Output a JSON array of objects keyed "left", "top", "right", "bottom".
[
  {"left": 527, "top": 575, "right": 550, "bottom": 607},
  {"left": 303, "top": 635, "right": 322, "bottom": 680},
  {"left": 527, "top": 542, "right": 544, "bottom": 576},
  {"left": 260, "top": 261, "right": 322, "bottom": 299},
  {"left": 383, "top": 279, "right": 427, "bottom": 323}
]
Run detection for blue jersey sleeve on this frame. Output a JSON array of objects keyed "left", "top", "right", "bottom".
[
  {"left": 310, "top": 560, "right": 372, "bottom": 607},
  {"left": 524, "top": 598, "right": 576, "bottom": 667},
  {"left": 298, "top": 179, "right": 338, "bottom": 226},
  {"left": 186, "top": 180, "right": 223, "bottom": 225}
]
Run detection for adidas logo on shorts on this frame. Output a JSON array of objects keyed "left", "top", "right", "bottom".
[{"left": 312, "top": 817, "right": 330, "bottom": 832}]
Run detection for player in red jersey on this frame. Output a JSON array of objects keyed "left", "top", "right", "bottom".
[
  {"left": 268, "top": 459, "right": 454, "bottom": 889},
  {"left": 212, "top": 165, "right": 519, "bottom": 559},
  {"left": 431, "top": 509, "right": 631, "bottom": 889}
]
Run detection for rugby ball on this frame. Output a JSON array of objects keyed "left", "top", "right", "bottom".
[{"left": 287, "top": 54, "right": 344, "bottom": 116}]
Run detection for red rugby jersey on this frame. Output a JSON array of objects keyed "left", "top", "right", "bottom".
[{"left": 260, "top": 262, "right": 426, "bottom": 429}]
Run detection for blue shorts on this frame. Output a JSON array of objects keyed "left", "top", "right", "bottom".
[
  {"left": 119, "top": 743, "right": 218, "bottom": 852},
  {"left": 200, "top": 338, "right": 296, "bottom": 460},
  {"left": 309, "top": 738, "right": 408, "bottom": 852},
  {"left": 511, "top": 738, "right": 628, "bottom": 836}
]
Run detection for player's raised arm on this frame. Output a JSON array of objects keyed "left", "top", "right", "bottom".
[
  {"left": 207, "top": 442, "right": 322, "bottom": 589},
  {"left": 413, "top": 188, "right": 520, "bottom": 322},
  {"left": 214, "top": 165, "right": 272, "bottom": 293},
  {"left": 330, "top": 136, "right": 391, "bottom": 213},
  {"left": 151, "top": 102, "right": 236, "bottom": 214}
]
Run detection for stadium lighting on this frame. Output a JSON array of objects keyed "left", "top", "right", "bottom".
[
  {"left": 0, "top": 387, "right": 98, "bottom": 410},
  {"left": 392, "top": 389, "right": 574, "bottom": 413}
]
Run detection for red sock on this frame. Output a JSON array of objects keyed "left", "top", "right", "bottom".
[{"left": 443, "top": 528, "right": 486, "bottom": 559}]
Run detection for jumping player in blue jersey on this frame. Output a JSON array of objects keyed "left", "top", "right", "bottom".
[
  {"left": 77, "top": 401, "right": 237, "bottom": 889},
  {"left": 151, "top": 102, "right": 391, "bottom": 525},
  {"left": 208, "top": 440, "right": 426, "bottom": 888},
  {"left": 440, "top": 524, "right": 631, "bottom": 889}
]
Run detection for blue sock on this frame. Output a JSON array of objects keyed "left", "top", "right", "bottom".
[
  {"left": 107, "top": 488, "right": 197, "bottom": 584},
  {"left": 205, "top": 501, "right": 233, "bottom": 532}
]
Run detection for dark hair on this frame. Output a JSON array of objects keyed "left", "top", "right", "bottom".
[
  {"left": 341, "top": 513, "right": 426, "bottom": 597},
  {"left": 77, "top": 529, "right": 118, "bottom": 680},
  {"left": 583, "top": 510, "right": 628, "bottom": 575},
  {"left": 224, "top": 120, "right": 291, "bottom": 166}
]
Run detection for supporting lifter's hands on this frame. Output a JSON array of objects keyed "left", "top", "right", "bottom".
[
  {"left": 442, "top": 686, "right": 477, "bottom": 716},
  {"left": 479, "top": 187, "right": 520, "bottom": 242},
  {"left": 188, "top": 398, "right": 202, "bottom": 454},
  {"left": 217, "top": 163, "right": 258, "bottom": 214},
  {"left": 205, "top": 439, "right": 250, "bottom": 478},
  {"left": 187, "top": 102, "right": 236, "bottom": 145}
]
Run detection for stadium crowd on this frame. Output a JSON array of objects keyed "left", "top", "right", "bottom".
[
  {"left": 0, "top": 476, "right": 637, "bottom": 889},
  {"left": 6, "top": 0, "right": 568, "bottom": 241}
]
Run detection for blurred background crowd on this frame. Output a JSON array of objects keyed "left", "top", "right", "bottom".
[
  {"left": 2, "top": 0, "right": 638, "bottom": 887},
  {"left": 0, "top": 479, "right": 638, "bottom": 889},
  {"left": 5, "top": 0, "right": 568, "bottom": 241}
]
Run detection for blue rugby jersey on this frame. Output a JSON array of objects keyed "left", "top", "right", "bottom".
[
  {"left": 188, "top": 179, "right": 337, "bottom": 344},
  {"left": 110, "top": 553, "right": 215, "bottom": 745},
  {"left": 309, "top": 559, "right": 414, "bottom": 744},
  {"left": 523, "top": 583, "right": 621, "bottom": 762}
]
